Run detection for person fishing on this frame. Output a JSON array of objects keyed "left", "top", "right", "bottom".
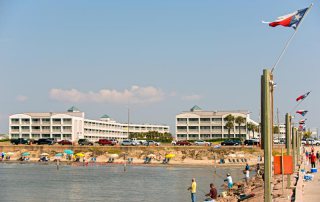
[
  {"left": 224, "top": 173, "right": 233, "bottom": 191},
  {"left": 204, "top": 183, "right": 217, "bottom": 202},
  {"left": 187, "top": 178, "right": 197, "bottom": 202}
]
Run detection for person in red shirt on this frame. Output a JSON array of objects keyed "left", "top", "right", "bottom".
[
  {"left": 311, "top": 152, "right": 316, "bottom": 168},
  {"left": 205, "top": 183, "right": 217, "bottom": 202}
]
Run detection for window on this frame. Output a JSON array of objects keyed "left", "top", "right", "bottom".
[
  {"left": 212, "top": 126, "right": 221, "bottom": 130},
  {"left": 32, "top": 126, "right": 40, "bottom": 130},
  {"left": 42, "top": 118, "right": 50, "bottom": 123},
  {"left": 177, "top": 118, "right": 187, "bottom": 122},
  {"left": 32, "top": 134, "right": 40, "bottom": 138},
  {"left": 200, "top": 118, "right": 211, "bottom": 122},
  {"left": 188, "top": 126, "right": 198, "bottom": 130},
  {"left": 63, "top": 118, "right": 72, "bottom": 122},
  {"left": 63, "top": 134, "right": 72, "bottom": 138},
  {"left": 63, "top": 126, "right": 72, "bottom": 131},
  {"left": 42, "top": 126, "right": 50, "bottom": 130},
  {"left": 42, "top": 134, "right": 50, "bottom": 138},
  {"left": 22, "top": 134, "right": 29, "bottom": 138},
  {"left": 212, "top": 118, "right": 222, "bottom": 122},
  {"left": 32, "top": 118, "right": 40, "bottom": 122},
  {"left": 11, "top": 118, "right": 19, "bottom": 123},
  {"left": 11, "top": 126, "right": 19, "bottom": 130},
  {"left": 177, "top": 126, "right": 187, "bottom": 130},
  {"left": 212, "top": 134, "right": 222, "bottom": 138},
  {"left": 200, "top": 126, "right": 210, "bottom": 130},
  {"left": 22, "top": 119, "right": 30, "bottom": 122},
  {"left": 11, "top": 134, "right": 19, "bottom": 138},
  {"left": 21, "top": 126, "right": 30, "bottom": 130},
  {"left": 53, "top": 134, "right": 61, "bottom": 138},
  {"left": 189, "top": 118, "right": 199, "bottom": 122}
]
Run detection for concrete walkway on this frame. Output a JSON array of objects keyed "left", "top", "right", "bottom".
[{"left": 301, "top": 150, "right": 320, "bottom": 202}]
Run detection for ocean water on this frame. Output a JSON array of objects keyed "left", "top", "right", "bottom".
[{"left": 0, "top": 163, "right": 246, "bottom": 202}]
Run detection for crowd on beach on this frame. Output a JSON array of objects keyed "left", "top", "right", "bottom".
[{"left": 187, "top": 162, "right": 260, "bottom": 202}]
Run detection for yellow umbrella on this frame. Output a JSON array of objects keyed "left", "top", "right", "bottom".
[
  {"left": 75, "top": 153, "right": 85, "bottom": 157},
  {"left": 165, "top": 154, "right": 175, "bottom": 159}
]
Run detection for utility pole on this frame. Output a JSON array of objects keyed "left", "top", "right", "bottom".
[
  {"left": 285, "top": 113, "right": 291, "bottom": 188},
  {"left": 292, "top": 127, "right": 297, "bottom": 172},
  {"left": 277, "top": 108, "right": 280, "bottom": 141},
  {"left": 261, "top": 69, "right": 273, "bottom": 202}
]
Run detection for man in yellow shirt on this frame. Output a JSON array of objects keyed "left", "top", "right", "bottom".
[{"left": 188, "top": 178, "right": 197, "bottom": 202}]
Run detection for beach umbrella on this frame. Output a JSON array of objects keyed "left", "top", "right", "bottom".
[
  {"left": 55, "top": 153, "right": 63, "bottom": 157},
  {"left": 64, "top": 150, "right": 74, "bottom": 155},
  {"left": 165, "top": 154, "right": 175, "bottom": 159},
  {"left": 40, "top": 153, "right": 49, "bottom": 156},
  {"left": 75, "top": 153, "right": 85, "bottom": 157},
  {"left": 147, "top": 154, "right": 156, "bottom": 158},
  {"left": 109, "top": 154, "right": 119, "bottom": 158},
  {"left": 22, "top": 152, "right": 30, "bottom": 156}
]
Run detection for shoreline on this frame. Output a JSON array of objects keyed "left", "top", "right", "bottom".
[{"left": 0, "top": 159, "right": 249, "bottom": 168}]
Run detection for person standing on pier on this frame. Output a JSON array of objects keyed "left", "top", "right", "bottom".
[
  {"left": 311, "top": 152, "right": 316, "bottom": 168},
  {"left": 188, "top": 178, "right": 197, "bottom": 202}
]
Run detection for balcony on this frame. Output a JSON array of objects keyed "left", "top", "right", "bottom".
[
  {"left": 177, "top": 121, "right": 187, "bottom": 125},
  {"left": 188, "top": 121, "right": 199, "bottom": 125},
  {"left": 11, "top": 121, "right": 20, "bottom": 125},
  {"left": 188, "top": 129, "right": 199, "bottom": 133}
]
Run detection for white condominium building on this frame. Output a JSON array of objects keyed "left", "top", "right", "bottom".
[
  {"left": 176, "top": 106, "right": 258, "bottom": 140},
  {"left": 9, "top": 107, "right": 170, "bottom": 142}
]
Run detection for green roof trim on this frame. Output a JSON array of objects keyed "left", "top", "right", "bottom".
[
  {"left": 190, "top": 105, "right": 202, "bottom": 112},
  {"left": 101, "top": 114, "right": 110, "bottom": 119},
  {"left": 67, "top": 106, "right": 80, "bottom": 112}
]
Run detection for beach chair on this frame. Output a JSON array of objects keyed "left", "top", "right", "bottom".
[
  {"left": 127, "top": 158, "right": 133, "bottom": 164},
  {"left": 107, "top": 158, "right": 114, "bottom": 163},
  {"left": 236, "top": 159, "right": 240, "bottom": 163},
  {"left": 244, "top": 159, "right": 247, "bottom": 163},
  {"left": 232, "top": 159, "right": 236, "bottom": 163},
  {"left": 241, "top": 159, "right": 245, "bottom": 163},
  {"left": 228, "top": 159, "right": 232, "bottom": 163}
]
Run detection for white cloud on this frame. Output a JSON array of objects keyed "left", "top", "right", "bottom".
[
  {"left": 49, "top": 85, "right": 165, "bottom": 104},
  {"left": 16, "top": 95, "right": 28, "bottom": 102},
  {"left": 182, "top": 94, "right": 203, "bottom": 101}
]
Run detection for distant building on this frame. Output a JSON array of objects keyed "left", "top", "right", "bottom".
[
  {"left": 274, "top": 124, "right": 286, "bottom": 139},
  {"left": 175, "top": 105, "right": 258, "bottom": 140},
  {"left": 9, "top": 107, "right": 169, "bottom": 142}
]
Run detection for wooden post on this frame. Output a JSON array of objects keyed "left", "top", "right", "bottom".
[{"left": 285, "top": 113, "right": 291, "bottom": 188}]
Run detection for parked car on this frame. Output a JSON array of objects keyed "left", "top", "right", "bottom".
[
  {"left": 10, "top": 138, "right": 30, "bottom": 145},
  {"left": 194, "top": 140, "right": 211, "bottom": 146},
  {"left": 78, "top": 139, "right": 94, "bottom": 146},
  {"left": 37, "top": 138, "right": 55, "bottom": 145},
  {"left": 175, "top": 140, "right": 192, "bottom": 146},
  {"left": 221, "top": 139, "right": 242, "bottom": 146},
  {"left": 121, "top": 139, "right": 138, "bottom": 146},
  {"left": 143, "top": 140, "right": 160, "bottom": 146},
  {"left": 171, "top": 140, "right": 177, "bottom": 145},
  {"left": 244, "top": 139, "right": 259, "bottom": 146},
  {"left": 98, "top": 139, "right": 116, "bottom": 146},
  {"left": 58, "top": 140, "right": 73, "bottom": 145}
]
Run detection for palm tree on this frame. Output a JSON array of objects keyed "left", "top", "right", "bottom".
[
  {"left": 247, "top": 123, "right": 253, "bottom": 139},
  {"left": 224, "top": 114, "right": 235, "bottom": 139},
  {"left": 235, "top": 116, "right": 246, "bottom": 139}
]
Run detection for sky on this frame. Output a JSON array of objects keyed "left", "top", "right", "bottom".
[{"left": 0, "top": 0, "right": 319, "bottom": 134}]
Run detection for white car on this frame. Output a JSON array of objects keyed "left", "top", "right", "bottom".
[
  {"left": 121, "top": 139, "right": 138, "bottom": 146},
  {"left": 194, "top": 140, "right": 211, "bottom": 146}
]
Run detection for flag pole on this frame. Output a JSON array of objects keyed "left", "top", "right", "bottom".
[{"left": 271, "top": 3, "right": 313, "bottom": 73}]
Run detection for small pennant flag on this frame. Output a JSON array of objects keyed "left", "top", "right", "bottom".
[
  {"left": 299, "top": 124, "right": 306, "bottom": 131},
  {"left": 296, "top": 91, "right": 311, "bottom": 102},
  {"left": 299, "top": 119, "right": 307, "bottom": 125},
  {"left": 262, "top": 5, "right": 311, "bottom": 30},
  {"left": 296, "top": 110, "right": 308, "bottom": 116}
]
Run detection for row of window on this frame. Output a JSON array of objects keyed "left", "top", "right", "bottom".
[
  {"left": 177, "top": 134, "right": 247, "bottom": 138},
  {"left": 10, "top": 134, "right": 72, "bottom": 139},
  {"left": 11, "top": 126, "right": 72, "bottom": 131},
  {"left": 11, "top": 118, "right": 72, "bottom": 125},
  {"left": 177, "top": 126, "right": 247, "bottom": 130},
  {"left": 177, "top": 118, "right": 247, "bottom": 122}
]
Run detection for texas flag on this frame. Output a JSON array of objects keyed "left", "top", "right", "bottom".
[
  {"left": 264, "top": 6, "right": 310, "bottom": 30},
  {"left": 299, "top": 124, "right": 306, "bottom": 131},
  {"left": 296, "top": 91, "right": 311, "bottom": 102},
  {"left": 296, "top": 110, "right": 308, "bottom": 116}
]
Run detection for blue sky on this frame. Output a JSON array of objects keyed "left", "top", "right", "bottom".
[{"left": 0, "top": 0, "right": 319, "bottom": 133}]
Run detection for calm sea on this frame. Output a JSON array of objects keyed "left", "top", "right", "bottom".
[{"left": 0, "top": 163, "right": 246, "bottom": 202}]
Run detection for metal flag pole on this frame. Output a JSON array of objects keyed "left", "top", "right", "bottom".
[{"left": 271, "top": 3, "right": 313, "bottom": 73}]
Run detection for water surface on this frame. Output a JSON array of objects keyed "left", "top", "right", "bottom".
[{"left": 0, "top": 163, "right": 246, "bottom": 202}]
